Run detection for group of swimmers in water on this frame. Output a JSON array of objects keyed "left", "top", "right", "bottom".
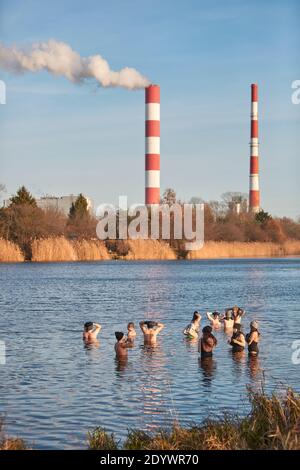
[
  {"left": 82, "top": 305, "right": 260, "bottom": 360},
  {"left": 183, "top": 306, "right": 260, "bottom": 358}
]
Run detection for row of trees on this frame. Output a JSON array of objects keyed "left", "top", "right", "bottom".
[
  {"left": 0, "top": 185, "right": 300, "bottom": 259},
  {"left": 0, "top": 186, "right": 96, "bottom": 259}
]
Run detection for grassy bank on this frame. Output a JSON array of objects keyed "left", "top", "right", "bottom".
[
  {"left": 1, "top": 238, "right": 300, "bottom": 263},
  {"left": 187, "top": 240, "right": 300, "bottom": 259},
  {"left": 31, "top": 237, "right": 110, "bottom": 262},
  {"left": 0, "top": 239, "right": 24, "bottom": 262},
  {"left": 0, "top": 421, "right": 27, "bottom": 450},
  {"left": 88, "top": 387, "right": 300, "bottom": 450},
  {"left": 1, "top": 388, "right": 299, "bottom": 450}
]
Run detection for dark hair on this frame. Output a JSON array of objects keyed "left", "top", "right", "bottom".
[
  {"left": 202, "top": 325, "right": 212, "bottom": 335},
  {"left": 115, "top": 332, "right": 124, "bottom": 341},
  {"left": 233, "top": 323, "right": 242, "bottom": 332},
  {"left": 192, "top": 311, "right": 200, "bottom": 322},
  {"left": 212, "top": 311, "right": 220, "bottom": 318},
  {"left": 127, "top": 322, "right": 135, "bottom": 329},
  {"left": 84, "top": 322, "right": 94, "bottom": 332},
  {"left": 144, "top": 321, "right": 156, "bottom": 329}
]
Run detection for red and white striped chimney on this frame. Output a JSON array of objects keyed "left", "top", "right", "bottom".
[
  {"left": 249, "top": 83, "right": 260, "bottom": 213},
  {"left": 145, "top": 84, "right": 160, "bottom": 205}
]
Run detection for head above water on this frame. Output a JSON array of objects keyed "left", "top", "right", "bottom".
[
  {"left": 202, "top": 325, "right": 212, "bottom": 335},
  {"left": 212, "top": 311, "right": 220, "bottom": 318},
  {"left": 84, "top": 322, "right": 94, "bottom": 332},
  {"left": 250, "top": 320, "right": 259, "bottom": 331},
  {"left": 192, "top": 311, "right": 201, "bottom": 322},
  {"left": 127, "top": 322, "right": 135, "bottom": 330},
  {"left": 144, "top": 321, "right": 157, "bottom": 330},
  {"left": 225, "top": 311, "right": 232, "bottom": 319},
  {"left": 115, "top": 332, "right": 125, "bottom": 342},
  {"left": 233, "top": 323, "right": 242, "bottom": 333}
]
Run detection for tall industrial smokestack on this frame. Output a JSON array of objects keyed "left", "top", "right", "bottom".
[
  {"left": 145, "top": 84, "right": 160, "bottom": 205},
  {"left": 249, "top": 83, "right": 260, "bottom": 213}
]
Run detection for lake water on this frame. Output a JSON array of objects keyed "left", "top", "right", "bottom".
[{"left": 0, "top": 259, "right": 299, "bottom": 449}]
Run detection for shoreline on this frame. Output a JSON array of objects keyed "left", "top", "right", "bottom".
[
  {"left": 1, "top": 238, "right": 300, "bottom": 263},
  {"left": 2, "top": 387, "right": 300, "bottom": 450}
]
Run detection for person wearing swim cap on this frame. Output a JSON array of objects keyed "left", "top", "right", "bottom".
[
  {"left": 228, "top": 323, "right": 245, "bottom": 353},
  {"left": 183, "top": 311, "right": 201, "bottom": 340},
  {"left": 198, "top": 326, "right": 217, "bottom": 358},
  {"left": 139, "top": 320, "right": 164, "bottom": 345},
  {"left": 83, "top": 322, "right": 101, "bottom": 343},
  {"left": 220, "top": 310, "right": 235, "bottom": 331},
  {"left": 246, "top": 321, "right": 260, "bottom": 356},
  {"left": 206, "top": 311, "right": 221, "bottom": 329},
  {"left": 115, "top": 332, "right": 131, "bottom": 359}
]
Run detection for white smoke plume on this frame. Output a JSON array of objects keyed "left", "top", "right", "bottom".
[{"left": 0, "top": 39, "right": 150, "bottom": 90}]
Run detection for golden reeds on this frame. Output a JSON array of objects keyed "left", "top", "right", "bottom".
[
  {"left": 31, "top": 237, "right": 110, "bottom": 262},
  {"left": 125, "top": 239, "right": 177, "bottom": 260},
  {"left": 187, "top": 240, "right": 300, "bottom": 259},
  {"left": 0, "top": 238, "right": 24, "bottom": 262}
]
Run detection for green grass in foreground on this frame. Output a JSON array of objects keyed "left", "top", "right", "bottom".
[{"left": 88, "top": 387, "right": 300, "bottom": 450}]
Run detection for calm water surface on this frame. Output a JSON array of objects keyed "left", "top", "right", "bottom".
[{"left": 0, "top": 259, "right": 299, "bottom": 449}]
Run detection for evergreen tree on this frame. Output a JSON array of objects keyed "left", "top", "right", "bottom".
[
  {"left": 10, "top": 186, "right": 37, "bottom": 206},
  {"left": 255, "top": 209, "right": 272, "bottom": 224},
  {"left": 69, "top": 194, "right": 89, "bottom": 219}
]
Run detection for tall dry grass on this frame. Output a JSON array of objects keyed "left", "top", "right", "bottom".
[
  {"left": 0, "top": 419, "right": 28, "bottom": 450},
  {"left": 88, "top": 387, "right": 300, "bottom": 450},
  {"left": 31, "top": 237, "right": 77, "bottom": 262},
  {"left": 31, "top": 237, "right": 110, "bottom": 262},
  {"left": 282, "top": 240, "right": 300, "bottom": 255},
  {"left": 187, "top": 240, "right": 300, "bottom": 259},
  {"left": 0, "top": 238, "right": 24, "bottom": 262},
  {"left": 125, "top": 239, "right": 177, "bottom": 260},
  {"left": 73, "top": 239, "right": 110, "bottom": 261}
]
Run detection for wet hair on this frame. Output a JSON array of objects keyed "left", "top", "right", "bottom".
[
  {"left": 233, "top": 323, "right": 242, "bottom": 332},
  {"left": 212, "top": 311, "right": 220, "bottom": 318},
  {"left": 192, "top": 311, "right": 201, "bottom": 322},
  {"left": 127, "top": 322, "right": 135, "bottom": 329},
  {"left": 144, "top": 321, "right": 156, "bottom": 329},
  {"left": 84, "top": 322, "right": 94, "bottom": 332},
  {"left": 115, "top": 332, "right": 125, "bottom": 341},
  {"left": 225, "top": 311, "right": 232, "bottom": 319},
  {"left": 202, "top": 325, "right": 212, "bottom": 335}
]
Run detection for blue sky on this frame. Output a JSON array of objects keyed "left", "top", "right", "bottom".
[{"left": 0, "top": 0, "right": 299, "bottom": 217}]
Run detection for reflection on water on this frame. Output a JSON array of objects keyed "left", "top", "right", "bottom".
[
  {"left": 0, "top": 258, "right": 299, "bottom": 449},
  {"left": 199, "top": 357, "right": 217, "bottom": 387}
]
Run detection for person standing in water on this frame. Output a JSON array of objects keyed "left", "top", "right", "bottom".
[
  {"left": 183, "top": 311, "right": 201, "bottom": 340},
  {"left": 228, "top": 323, "right": 245, "bottom": 353},
  {"left": 206, "top": 311, "right": 221, "bottom": 329},
  {"left": 199, "top": 326, "right": 218, "bottom": 358},
  {"left": 115, "top": 332, "right": 131, "bottom": 359},
  {"left": 127, "top": 322, "right": 137, "bottom": 342},
  {"left": 139, "top": 321, "right": 164, "bottom": 345},
  {"left": 220, "top": 311, "right": 235, "bottom": 331},
  {"left": 225, "top": 306, "right": 245, "bottom": 324},
  {"left": 82, "top": 322, "right": 101, "bottom": 343},
  {"left": 246, "top": 321, "right": 260, "bottom": 356}
]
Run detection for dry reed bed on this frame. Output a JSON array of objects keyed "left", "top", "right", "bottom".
[
  {"left": 0, "top": 238, "right": 24, "bottom": 262},
  {"left": 31, "top": 237, "right": 110, "bottom": 262},
  {"left": 125, "top": 239, "right": 177, "bottom": 260},
  {"left": 187, "top": 240, "right": 300, "bottom": 259}
]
